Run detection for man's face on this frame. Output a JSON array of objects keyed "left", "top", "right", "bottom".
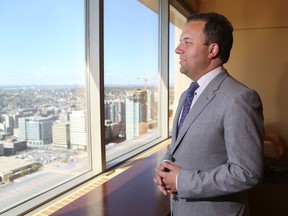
[{"left": 175, "top": 20, "right": 210, "bottom": 80}]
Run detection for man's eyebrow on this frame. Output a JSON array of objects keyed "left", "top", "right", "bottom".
[{"left": 180, "top": 37, "right": 193, "bottom": 41}]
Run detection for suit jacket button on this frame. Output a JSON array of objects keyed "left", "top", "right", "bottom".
[{"left": 171, "top": 157, "right": 175, "bottom": 162}]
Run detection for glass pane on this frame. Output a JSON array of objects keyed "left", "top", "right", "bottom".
[
  {"left": 169, "top": 5, "right": 189, "bottom": 132},
  {"left": 104, "top": 0, "right": 159, "bottom": 164},
  {"left": 0, "top": 0, "right": 87, "bottom": 212}
]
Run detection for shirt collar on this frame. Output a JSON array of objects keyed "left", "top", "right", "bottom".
[{"left": 193, "top": 66, "right": 223, "bottom": 94}]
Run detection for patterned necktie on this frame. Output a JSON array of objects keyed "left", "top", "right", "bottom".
[{"left": 178, "top": 82, "right": 199, "bottom": 131}]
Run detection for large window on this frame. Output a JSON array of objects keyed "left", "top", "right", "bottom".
[
  {"left": 104, "top": 0, "right": 160, "bottom": 165},
  {"left": 168, "top": 5, "right": 189, "bottom": 131},
  {"left": 0, "top": 0, "right": 87, "bottom": 214},
  {"left": 0, "top": 1, "right": 191, "bottom": 215}
]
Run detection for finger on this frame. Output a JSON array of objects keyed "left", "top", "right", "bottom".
[
  {"left": 162, "top": 161, "right": 173, "bottom": 171},
  {"left": 165, "top": 189, "right": 174, "bottom": 198},
  {"left": 159, "top": 163, "right": 169, "bottom": 171},
  {"left": 154, "top": 170, "right": 165, "bottom": 185},
  {"left": 158, "top": 185, "right": 169, "bottom": 196},
  {"left": 154, "top": 177, "right": 164, "bottom": 186},
  {"left": 153, "top": 177, "right": 159, "bottom": 185},
  {"left": 157, "top": 169, "right": 168, "bottom": 179}
]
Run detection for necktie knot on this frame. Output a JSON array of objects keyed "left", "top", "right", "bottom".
[
  {"left": 187, "top": 82, "right": 199, "bottom": 99},
  {"left": 178, "top": 82, "right": 199, "bottom": 132}
]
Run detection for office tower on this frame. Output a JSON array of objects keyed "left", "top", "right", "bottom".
[
  {"left": 104, "top": 101, "right": 111, "bottom": 121},
  {"left": 18, "top": 118, "right": 27, "bottom": 140},
  {"left": 69, "top": 110, "right": 87, "bottom": 150},
  {"left": 3, "top": 114, "right": 14, "bottom": 133},
  {"left": 52, "top": 121, "right": 70, "bottom": 148},
  {"left": 18, "top": 116, "right": 53, "bottom": 146},
  {"left": 146, "top": 90, "right": 153, "bottom": 122},
  {"left": 12, "top": 114, "right": 20, "bottom": 129},
  {"left": 0, "top": 143, "right": 4, "bottom": 156},
  {"left": 125, "top": 89, "right": 147, "bottom": 140},
  {"left": 58, "top": 111, "right": 70, "bottom": 122},
  {"left": 115, "top": 99, "right": 122, "bottom": 123},
  {"left": 109, "top": 99, "right": 122, "bottom": 123},
  {"left": 105, "top": 98, "right": 121, "bottom": 122}
]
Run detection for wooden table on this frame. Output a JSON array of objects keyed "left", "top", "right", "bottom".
[
  {"left": 248, "top": 176, "right": 288, "bottom": 216},
  {"left": 51, "top": 151, "right": 170, "bottom": 216},
  {"left": 50, "top": 144, "right": 288, "bottom": 216}
]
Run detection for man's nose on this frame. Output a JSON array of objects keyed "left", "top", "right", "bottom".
[{"left": 175, "top": 44, "right": 183, "bottom": 54}]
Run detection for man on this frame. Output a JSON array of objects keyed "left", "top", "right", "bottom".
[{"left": 154, "top": 12, "right": 264, "bottom": 216}]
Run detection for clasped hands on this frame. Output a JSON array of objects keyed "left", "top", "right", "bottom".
[{"left": 154, "top": 161, "right": 180, "bottom": 198}]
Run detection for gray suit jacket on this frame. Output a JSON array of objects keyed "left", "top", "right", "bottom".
[{"left": 163, "top": 69, "right": 264, "bottom": 216}]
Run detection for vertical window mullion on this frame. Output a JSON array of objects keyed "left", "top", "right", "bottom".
[
  {"left": 159, "top": 0, "right": 169, "bottom": 139},
  {"left": 87, "top": 0, "right": 105, "bottom": 173}
]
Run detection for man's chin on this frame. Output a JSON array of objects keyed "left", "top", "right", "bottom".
[{"left": 179, "top": 69, "right": 188, "bottom": 75}]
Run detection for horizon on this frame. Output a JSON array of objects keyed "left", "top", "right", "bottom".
[
  {"left": 0, "top": 0, "right": 173, "bottom": 87},
  {"left": 0, "top": 83, "right": 169, "bottom": 89}
]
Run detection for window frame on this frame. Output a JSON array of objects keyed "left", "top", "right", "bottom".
[{"left": 1, "top": 0, "right": 193, "bottom": 215}]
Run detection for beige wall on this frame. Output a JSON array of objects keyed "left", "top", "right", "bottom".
[{"left": 199, "top": 0, "right": 288, "bottom": 143}]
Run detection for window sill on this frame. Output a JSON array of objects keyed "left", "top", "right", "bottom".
[{"left": 27, "top": 139, "right": 171, "bottom": 216}]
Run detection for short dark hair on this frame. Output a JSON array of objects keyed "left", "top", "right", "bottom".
[{"left": 187, "top": 12, "right": 234, "bottom": 63}]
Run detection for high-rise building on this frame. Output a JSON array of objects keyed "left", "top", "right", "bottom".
[
  {"left": 69, "top": 110, "right": 87, "bottom": 150},
  {"left": 109, "top": 99, "right": 122, "bottom": 123},
  {"left": 125, "top": 89, "right": 147, "bottom": 140},
  {"left": 3, "top": 114, "right": 14, "bottom": 133},
  {"left": 0, "top": 143, "right": 4, "bottom": 156},
  {"left": 58, "top": 111, "right": 70, "bottom": 122},
  {"left": 52, "top": 121, "right": 70, "bottom": 148},
  {"left": 18, "top": 116, "right": 53, "bottom": 146},
  {"left": 18, "top": 118, "right": 27, "bottom": 140}
]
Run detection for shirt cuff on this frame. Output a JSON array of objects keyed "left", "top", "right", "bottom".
[
  {"left": 176, "top": 172, "right": 179, "bottom": 191},
  {"left": 161, "top": 159, "right": 170, "bottom": 164}
]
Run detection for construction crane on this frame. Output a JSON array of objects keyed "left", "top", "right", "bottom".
[{"left": 137, "top": 77, "right": 149, "bottom": 90}]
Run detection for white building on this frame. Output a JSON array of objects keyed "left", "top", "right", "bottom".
[
  {"left": 18, "top": 116, "right": 53, "bottom": 146},
  {"left": 2, "top": 114, "right": 14, "bottom": 133},
  {"left": 52, "top": 121, "right": 70, "bottom": 148},
  {"left": 125, "top": 90, "right": 147, "bottom": 140},
  {"left": 69, "top": 110, "right": 87, "bottom": 151}
]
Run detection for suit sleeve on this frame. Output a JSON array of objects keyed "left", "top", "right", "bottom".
[
  {"left": 162, "top": 146, "right": 172, "bottom": 161},
  {"left": 177, "top": 89, "right": 264, "bottom": 199}
]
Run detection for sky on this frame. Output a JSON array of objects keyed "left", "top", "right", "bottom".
[
  {"left": 0, "top": 0, "right": 85, "bottom": 86},
  {"left": 0, "top": 0, "right": 173, "bottom": 87}
]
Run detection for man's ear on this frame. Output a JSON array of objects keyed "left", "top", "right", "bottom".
[{"left": 208, "top": 43, "right": 220, "bottom": 59}]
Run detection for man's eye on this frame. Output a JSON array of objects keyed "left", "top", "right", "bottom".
[{"left": 182, "top": 40, "right": 192, "bottom": 45}]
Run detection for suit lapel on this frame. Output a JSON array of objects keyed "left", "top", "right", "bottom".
[
  {"left": 172, "top": 70, "right": 229, "bottom": 154},
  {"left": 171, "top": 92, "right": 186, "bottom": 144}
]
